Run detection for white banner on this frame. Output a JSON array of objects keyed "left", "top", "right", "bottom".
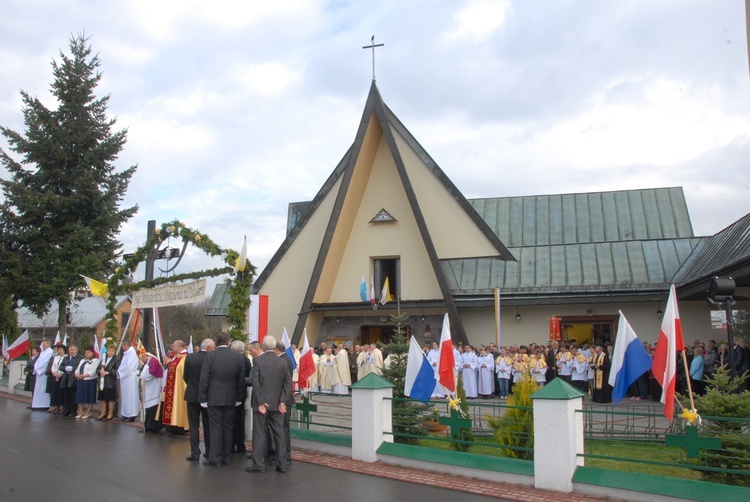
[{"left": 131, "top": 279, "right": 206, "bottom": 308}]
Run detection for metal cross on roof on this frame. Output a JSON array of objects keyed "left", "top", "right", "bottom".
[{"left": 362, "top": 35, "right": 384, "bottom": 81}]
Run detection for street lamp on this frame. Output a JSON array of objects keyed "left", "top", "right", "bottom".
[{"left": 708, "top": 276, "right": 736, "bottom": 378}]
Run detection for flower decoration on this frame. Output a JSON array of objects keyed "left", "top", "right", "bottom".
[{"left": 679, "top": 408, "right": 701, "bottom": 426}]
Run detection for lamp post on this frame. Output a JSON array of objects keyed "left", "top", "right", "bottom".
[{"left": 708, "top": 276, "right": 736, "bottom": 378}]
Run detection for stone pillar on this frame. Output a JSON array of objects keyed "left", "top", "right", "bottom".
[
  {"left": 351, "top": 373, "right": 394, "bottom": 462},
  {"left": 531, "top": 378, "right": 586, "bottom": 492}
]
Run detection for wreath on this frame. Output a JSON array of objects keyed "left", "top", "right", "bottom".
[{"left": 104, "top": 220, "right": 255, "bottom": 340}]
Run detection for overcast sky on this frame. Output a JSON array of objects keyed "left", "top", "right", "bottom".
[{"left": 2, "top": 1, "right": 749, "bottom": 292}]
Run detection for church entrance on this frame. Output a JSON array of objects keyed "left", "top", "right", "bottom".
[
  {"left": 360, "top": 324, "right": 409, "bottom": 345},
  {"left": 557, "top": 316, "right": 616, "bottom": 346}
]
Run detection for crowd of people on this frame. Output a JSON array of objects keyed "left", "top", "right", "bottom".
[{"left": 21, "top": 331, "right": 747, "bottom": 472}]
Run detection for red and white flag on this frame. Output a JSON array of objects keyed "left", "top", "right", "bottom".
[
  {"left": 297, "top": 329, "right": 315, "bottom": 389},
  {"left": 7, "top": 330, "right": 31, "bottom": 360},
  {"left": 93, "top": 335, "right": 101, "bottom": 358},
  {"left": 54, "top": 331, "right": 61, "bottom": 345},
  {"left": 436, "top": 314, "right": 456, "bottom": 394},
  {"left": 651, "top": 284, "right": 684, "bottom": 420}
]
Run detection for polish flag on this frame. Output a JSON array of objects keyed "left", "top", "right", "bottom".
[
  {"left": 651, "top": 285, "right": 684, "bottom": 421},
  {"left": 7, "top": 330, "right": 31, "bottom": 360},
  {"left": 297, "top": 329, "right": 315, "bottom": 389},
  {"left": 436, "top": 314, "right": 456, "bottom": 394}
]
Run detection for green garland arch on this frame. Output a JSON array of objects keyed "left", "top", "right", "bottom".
[{"left": 104, "top": 219, "right": 255, "bottom": 340}]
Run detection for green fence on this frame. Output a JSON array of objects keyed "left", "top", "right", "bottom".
[
  {"left": 578, "top": 407, "right": 750, "bottom": 487},
  {"left": 387, "top": 397, "right": 534, "bottom": 459},
  {"left": 290, "top": 391, "right": 352, "bottom": 435}
]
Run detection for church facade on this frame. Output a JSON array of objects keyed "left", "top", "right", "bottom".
[{"left": 243, "top": 83, "right": 749, "bottom": 349}]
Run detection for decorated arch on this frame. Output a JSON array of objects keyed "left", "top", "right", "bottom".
[{"left": 103, "top": 219, "right": 254, "bottom": 340}]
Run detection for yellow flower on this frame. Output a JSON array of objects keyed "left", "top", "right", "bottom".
[
  {"left": 155, "top": 228, "right": 161, "bottom": 234},
  {"left": 680, "top": 408, "right": 700, "bottom": 425},
  {"left": 448, "top": 397, "right": 461, "bottom": 411},
  {"left": 170, "top": 225, "right": 176, "bottom": 233},
  {"left": 114, "top": 267, "right": 119, "bottom": 274},
  {"left": 195, "top": 235, "right": 201, "bottom": 241}
]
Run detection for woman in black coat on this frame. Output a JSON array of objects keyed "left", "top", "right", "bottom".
[{"left": 96, "top": 344, "right": 120, "bottom": 421}]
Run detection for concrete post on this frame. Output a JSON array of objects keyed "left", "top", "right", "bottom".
[
  {"left": 531, "top": 378, "right": 586, "bottom": 492},
  {"left": 351, "top": 373, "right": 394, "bottom": 462},
  {"left": 8, "top": 360, "right": 28, "bottom": 394}
]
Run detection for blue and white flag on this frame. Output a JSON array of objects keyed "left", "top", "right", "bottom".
[
  {"left": 609, "top": 311, "right": 653, "bottom": 405},
  {"left": 281, "top": 327, "right": 297, "bottom": 370},
  {"left": 359, "top": 275, "right": 370, "bottom": 302},
  {"left": 405, "top": 336, "right": 436, "bottom": 403}
]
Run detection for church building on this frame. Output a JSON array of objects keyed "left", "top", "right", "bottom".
[{"left": 211, "top": 82, "right": 750, "bottom": 349}]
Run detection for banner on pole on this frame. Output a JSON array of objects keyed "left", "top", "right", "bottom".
[{"left": 131, "top": 279, "right": 206, "bottom": 308}]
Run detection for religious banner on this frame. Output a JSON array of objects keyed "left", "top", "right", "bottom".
[
  {"left": 131, "top": 279, "right": 206, "bottom": 308},
  {"left": 549, "top": 316, "right": 562, "bottom": 341}
]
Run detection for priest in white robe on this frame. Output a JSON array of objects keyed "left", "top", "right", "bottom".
[
  {"left": 460, "top": 346, "right": 479, "bottom": 398},
  {"left": 139, "top": 351, "right": 164, "bottom": 432},
  {"left": 366, "top": 344, "right": 384, "bottom": 376},
  {"left": 31, "top": 340, "right": 53, "bottom": 409},
  {"left": 117, "top": 339, "right": 139, "bottom": 421},
  {"left": 333, "top": 345, "right": 351, "bottom": 394},
  {"left": 477, "top": 349, "right": 495, "bottom": 398},
  {"left": 317, "top": 348, "right": 337, "bottom": 393}
]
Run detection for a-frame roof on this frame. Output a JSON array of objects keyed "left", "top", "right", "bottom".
[{"left": 254, "top": 82, "right": 516, "bottom": 344}]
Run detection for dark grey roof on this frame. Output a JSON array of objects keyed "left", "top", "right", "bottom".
[{"left": 672, "top": 211, "right": 750, "bottom": 291}]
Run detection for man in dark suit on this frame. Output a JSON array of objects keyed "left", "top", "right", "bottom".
[
  {"left": 59, "top": 345, "right": 83, "bottom": 417},
  {"left": 245, "top": 336, "right": 292, "bottom": 474},
  {"left": 183, "top": 337, "right": 214, "bottom": 461},
  {"left": 273, "top": 341, "right": 296, "bottom": 465},
  {"left": 231, "top": 340, "right": 253, "bottom": 454},
  {"left": 198, "top": 332, "right": 245, "bottom": 467}
]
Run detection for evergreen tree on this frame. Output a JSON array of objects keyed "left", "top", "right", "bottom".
[
  {"left": 379, "top": 306, "right": 427, "bottom": 444},
  {"left": 0, "top": 34, "right": 137, "bottom": 335}
]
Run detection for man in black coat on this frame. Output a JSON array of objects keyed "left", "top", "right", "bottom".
[
  {"left": 198, "top": 332, "right": 245, "bottom": 467},
  {"left": 231, "top": 340, "right": 253, "bottom": 455},
  {"left": 59, "top": 345, "right": 83, "bottom": 417},
  {"left": 273, "top": 341, "right": 296, "bottom": 465},
  {"left": 183, "top": 337, "right": 214, "bottom": 461},
  {"left": 245, "top": 336, "right": 292, "bottom": 473}
]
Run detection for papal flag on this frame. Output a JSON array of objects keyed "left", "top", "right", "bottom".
[
  {"left": 234, "top": 235, "right": 248, "bottom": 273},
  {"left": 379, "top": 277, "right": 393, "bottom": 305},
  {"left": 80, "top": 275, "right": 108, "bottom": 298}
]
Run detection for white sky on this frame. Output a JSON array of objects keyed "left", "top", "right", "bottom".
[{"left": 1, "top": 0, "right": 749, "bottom": 291}]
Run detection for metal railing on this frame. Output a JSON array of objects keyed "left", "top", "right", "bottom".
[
  {"left": 386, "top": 397, "right": 534, "bottom": 459},
  {"left": 577, "top": 407, "right": 750, "bottom": 486},
  {"left": 289, "top": 391, "right": 352, "bottom": 434}
]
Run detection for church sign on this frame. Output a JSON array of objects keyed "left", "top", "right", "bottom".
[{"left": 132, "top": 279, "right": 206, "bottom": 308}]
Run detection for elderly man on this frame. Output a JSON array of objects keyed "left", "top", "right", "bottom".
[
  {"left": 231, "top": 339, "right": 252, "bottom": 455},
  {"left": 162, "top": 340, "right": 189, "bottom": 434},
  {"left": 245, "top": 336, "right": 292, "bottom": 474},
  {"left": 199, "top": 332, "right": 245, "bottom": 467}
]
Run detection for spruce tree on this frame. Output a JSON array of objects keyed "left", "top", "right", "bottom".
[
  {"left": 0, "top": 33, "right": 137, "bottom": 334},
  {"left": 379, "top": 306, "right": 427, "bottom": 444}
]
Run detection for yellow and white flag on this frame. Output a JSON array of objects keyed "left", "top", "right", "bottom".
[
  {"left": 380, "top": 277, "right": 393, "bottom": 305},
  {"left": 80, "top": 275, "right": 108, "bottom": 298},
  {"left": 234, "top": 236, "right": 247, "bottom": 273}
]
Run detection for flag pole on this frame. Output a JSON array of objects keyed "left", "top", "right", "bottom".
[{"left": 681, "top": 350, "right": 696, "bottom": 411}]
